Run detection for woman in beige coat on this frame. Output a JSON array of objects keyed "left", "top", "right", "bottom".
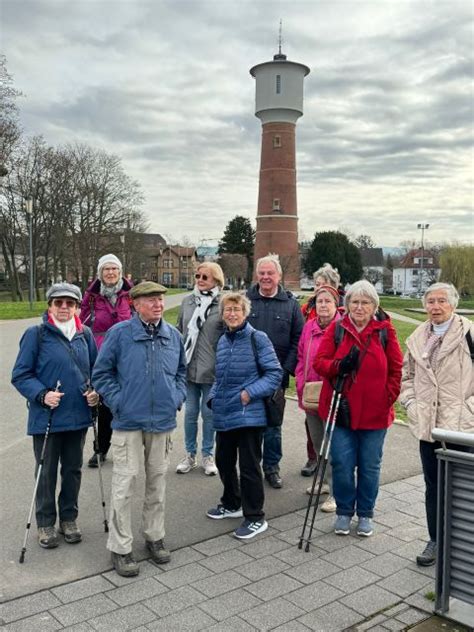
[{"left": 400, "top": 282, "right": 474, "bottom": 567}]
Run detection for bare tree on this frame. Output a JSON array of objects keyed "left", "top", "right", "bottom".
[{"left": 218, "top": 253, "right": 248, "bottom": 289}]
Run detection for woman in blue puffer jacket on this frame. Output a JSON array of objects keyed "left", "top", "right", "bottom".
[{"left": 206, "top": 292, "right": 282, "bottom": 540}]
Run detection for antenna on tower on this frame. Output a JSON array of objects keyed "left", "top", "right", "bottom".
[{"left": 274, "top": 19, "right": 287, "bottom": 60}]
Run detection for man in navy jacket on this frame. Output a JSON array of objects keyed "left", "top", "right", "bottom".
[
  {"left": 92, "top": 282, "right": 186, "bottom": 577},
  {"left": 247, "top": 255, "right": 304, "bottom": 489}
]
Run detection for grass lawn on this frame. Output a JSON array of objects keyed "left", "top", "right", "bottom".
[
  {"left": 0, "top": 301, "right": 47, "bottom": 320},
  {"left": 0, "top": 289, "right": 187, "bottom": 320}
]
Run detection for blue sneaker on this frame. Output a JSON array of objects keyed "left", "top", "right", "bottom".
[
  {"left": 334, "top": 515, "right": 351, "bottom": 535},
  {"left": 206, "top": 504, "right": 243, "bottom": 520},
  {"left": 233, "top": 519, "right": 268, "bottom": 539},
  {"left": 357, "top": 517, "right": 373, "bottom": 537}
]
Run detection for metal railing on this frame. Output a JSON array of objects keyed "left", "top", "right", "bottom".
[{"left": 433, "top": 428, "right": 474, "bottom": 628}]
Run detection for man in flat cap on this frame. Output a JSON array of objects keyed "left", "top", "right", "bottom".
[{"left": 93, "top": 282, "right": 186, "bottom": 577}]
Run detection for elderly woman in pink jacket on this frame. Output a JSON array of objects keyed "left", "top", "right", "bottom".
[
  {"left": 80, "top": 254, "right": 133, "bottom": 466},
  {"left": 295, "top": 285, "right": 342, "bottom": 511}
]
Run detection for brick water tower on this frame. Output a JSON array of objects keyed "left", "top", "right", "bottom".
[{"left": 250, "top": 43, "right": 310, "bottom": 289}]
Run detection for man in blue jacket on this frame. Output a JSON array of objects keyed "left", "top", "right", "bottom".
[
  {"left": 92, "top": 282, "right": 186, "bottom": 577},
  {"left": 247, "top": 255, "right": 304, "bottom": 489}
]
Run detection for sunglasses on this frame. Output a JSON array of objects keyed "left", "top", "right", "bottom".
[
  {"left": 195, "top": 273, "right": 209, "bottom": 281},
  {"left": 52, "top": 298, "right": 77, "bottom": 308}
]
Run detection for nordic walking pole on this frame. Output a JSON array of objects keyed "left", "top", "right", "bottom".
[
  {"left": 19, "top": 380, "right": 61, "bottom": 564},
  {"left": 298, "top": 375, "right": 344, "bottom": 551},
  {"left": 88, "top": 382, "right": 108, "bottom": 533}
]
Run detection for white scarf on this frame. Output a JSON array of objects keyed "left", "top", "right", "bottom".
[
  {"left": 184, "top": 286, "right": 219, "bottom": 364},
  {"left": 51, "top": 315, "right": 77, "bottom": 341}
]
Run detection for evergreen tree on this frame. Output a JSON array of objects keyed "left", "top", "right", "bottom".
[
  {"left": 218, "top": 215, "right": 255, "bottom": 281},
  {"left": 303, "top": 231, "right": 363, "bottom": 284}
]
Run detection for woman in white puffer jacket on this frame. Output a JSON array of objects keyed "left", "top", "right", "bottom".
[{"left": 400, "top": 282, "right": 474, "bottom": 568}]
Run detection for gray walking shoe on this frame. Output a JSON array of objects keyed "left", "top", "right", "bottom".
[
  {"left": 59, "top": 521, "right": 82, "bottom": 544},
  {"left": 416, "top": 540, "right": 436, "bottom": 567},
  {"left": 111, "top": 551, "right": 139, "bottom": 577},
  {"left": 146, "top": 539, "right": 171, "bottom": 565},
  {"left": 38, "top": 526, "right": 59, "bottom": 549}
]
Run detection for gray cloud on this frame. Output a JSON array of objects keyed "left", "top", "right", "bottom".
[{"left": 2, "top": 0, "right": 472, "bottom": 246}]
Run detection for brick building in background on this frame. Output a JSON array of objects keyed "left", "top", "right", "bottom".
[{"left": 250, "top": 45, "right": 310, "bottom": 289}]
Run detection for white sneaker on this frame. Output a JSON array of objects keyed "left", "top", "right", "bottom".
[
  {"left": 176, "top": 453, "right": 197, "bottom": 474},
  {"left": 321, "top": 496, "right": 337, "bottom": 513},
  {"left": 202, "top": 455, "right": 218, "bottom": 476}
]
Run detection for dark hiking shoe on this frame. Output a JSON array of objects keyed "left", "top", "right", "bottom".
[
  {"left": 88, "top": 453, "right": 106, "bottom": 468},
  {"left": 265, "top": 472, "right": 282, "bottom": 489},
  {"left": 146, "top": 539, "right": 171, "bottom": 565},
  {"left": 416, "top": 540, "right": 436, "bottom": 567},
  {"left": 301, "top": 459, "right": 318, "bottom": 477},
  {"left": 59, "top": 521, "right": 82, "bottom": 544},
  {"left": 38, "top": 526, "right": 59, "bottom": 549},
  {"left": 111, "top": 551, "right": 139, "bottom": 577}
]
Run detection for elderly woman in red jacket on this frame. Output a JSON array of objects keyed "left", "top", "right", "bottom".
[
  {"left": 80, "top": 254, "right": 133, "bottom": 466},
  {"left": 314, "top": 280, "right": 403, "bottom": 537}
]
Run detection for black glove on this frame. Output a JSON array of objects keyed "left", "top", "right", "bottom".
[{"left": 338, "top": 346, "right": 360, "bottom": 376}]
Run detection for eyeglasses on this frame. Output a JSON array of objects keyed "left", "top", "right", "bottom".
[
  {"left": 223, "top": 306, "right": 243, "bottom": 314},
  {"left": 103, "top": 266, "right": 120, "bottom": 273},
  {"left": 52, "top": 299, "right": 76, "bottom": 308},
  {"left": 195, "top": 273, "right": 209, "bottom": 281}
]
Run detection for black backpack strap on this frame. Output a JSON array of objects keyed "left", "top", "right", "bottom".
[
  {"left": 334, "top": 321, "right": 344, "bottom": 347},
  {"left": 334, "top": 320, "right": 387, "bottom": 350},
  {"left": 36, "top": 324, "right": 45, "bottom": 352},
  {"left": 250, "top": 331, "right": 263, "bottom": 376},
  {"left": 466, "top": 330, "right": 474, "bottom": 362}
]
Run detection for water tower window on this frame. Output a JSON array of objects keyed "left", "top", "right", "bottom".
[
  {"left": 273, "top": 135, "right": 281, "bottom": 148},
  {"left": 272, "top": 199, "right": 281, "bottom": 211},
  {"left": 276, "top": 75, "right": 281, "bottom": 94}
]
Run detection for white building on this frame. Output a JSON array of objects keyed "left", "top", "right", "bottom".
[{"left": 393, "top": 249, "right": 441, "bottom": 295}]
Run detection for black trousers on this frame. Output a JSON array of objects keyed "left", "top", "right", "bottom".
[
  {"left": 419, "top": 439, "right": 472, "bottom": 542},
  {"left": 215, "top": 427, "right": 265, "bottom": 522},
  {"left": 96, "top": 403, "right": 113, "bottom": 455},
  {"left": 33, "top": 429, "right": 87, "bottom": 527}
]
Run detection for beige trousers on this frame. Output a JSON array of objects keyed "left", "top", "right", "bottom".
[{"left": 107, "top": 429, "right": 172, "bottom": 555}]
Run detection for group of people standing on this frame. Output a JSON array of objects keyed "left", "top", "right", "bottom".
[{"left": 11, "top": 252, "right": 473, "bottom": 578}]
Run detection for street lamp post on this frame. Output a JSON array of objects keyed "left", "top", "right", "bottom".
[
  {"left": 417, "top": 223, "right": 430, "bottom": 293},
  {"left": 24, "top": 198, "right": 34, "bottom": 310}
]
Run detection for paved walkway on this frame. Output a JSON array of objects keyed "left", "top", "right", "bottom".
[
  {"left": 0, "top": 473, "right": 438, "bottom": 632},
  {"left": 385, "top": 311, "right": 421, "bottom": 325}
]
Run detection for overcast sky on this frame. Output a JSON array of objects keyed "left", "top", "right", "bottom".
[{"left": 2, "top": 0, "right": 473, "bottom": 247}]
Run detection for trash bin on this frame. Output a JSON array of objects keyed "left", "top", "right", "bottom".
[{"left": 432, "top": 428, "right": 474, "bottom": 628}]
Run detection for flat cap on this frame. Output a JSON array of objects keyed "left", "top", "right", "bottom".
[
  {"left": 46, "top": 282, "right": 82, "bottom": 303},
  {"left": 130, "top": 281, "right": 168, "bottom": 299}
]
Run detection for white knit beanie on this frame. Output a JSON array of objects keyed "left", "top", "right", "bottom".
[{"left": 97, "top": 254, "right": 122, "bottom": 278}]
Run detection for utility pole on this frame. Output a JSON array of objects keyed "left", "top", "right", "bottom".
[
  {"left": 417, "top": 223, "right": 430, "bottom": 293},
  {"left": 25, "top": 198, "right": 34, "bottom": 310}
]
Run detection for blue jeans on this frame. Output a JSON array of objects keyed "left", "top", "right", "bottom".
[
  {"left": 330, "top": 427, "right": 387, "bottom": 518},
  {"left": 262, "top": 426, "right": 282, "bottom": 474},
  {"left": 184, "top": 381, "right": 215, "bottom": 457}
]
